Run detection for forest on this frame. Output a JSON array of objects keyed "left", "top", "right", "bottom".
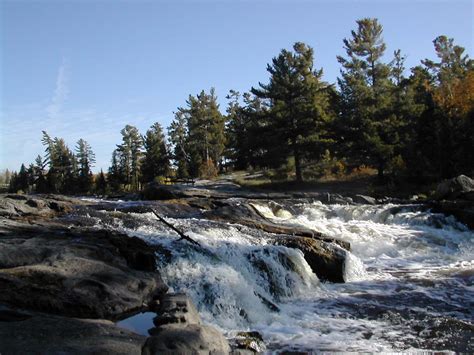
[{"left": 6, "top": 18, "right": 474, "bottom": 195}]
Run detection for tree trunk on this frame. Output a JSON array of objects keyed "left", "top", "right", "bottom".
[
  {"left": 294, "top": 147, "right": 303, "bottom": 182},
  {"left": 377, "top": 163, "right": 384, "bottom": 180}
]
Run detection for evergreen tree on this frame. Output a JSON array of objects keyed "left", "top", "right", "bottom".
[
  {"left": 186, "top": 89, "right": 226, "bottom": 177},
  {"left": 16, "top": 164, "right": 29, "bottom": 192},
  {"left": 337, "top": 18, "right": 397, "bottom": 178},
  {"left": 168, "top": 111, "right": 190, "bottom": 178},
  {"left": 108, "top": 149, "right": 123, "bottom": 191},
  {"left": 75, "top": 139, "right": 96, "bottom": 193},
  {"left": 8, "top": 172, "right": 18, "bottom": 193},
  {"left": 141, "top": 122, "right": 170, "bottom": 183},
  {"left": 252, "top": 42, "right": 334, "bottom": 181},
  {"left": 224, "top": 90, "right": 264, "bottom": 170},
  {"left": 41, "top": 131, "right": 77, "bottom": 193},
  {"left": 420, "top": 36, "right": 474, "bottom": 176},
  {"left": 33, "top": 155, "right": 48, "bottom": 193},
  {"left": 116, "top": 125, "right": 143, "bottom": 190},
  {"left": 95, "top": 169, "right": 107, "bottom": 194}
]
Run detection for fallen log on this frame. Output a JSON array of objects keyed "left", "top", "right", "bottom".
[{"left": 150, "top": 209, "right": 201, "bottom": 247}]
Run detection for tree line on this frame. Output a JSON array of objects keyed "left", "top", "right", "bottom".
[
  {"left": 8, "top": 18, "right": 474, "bottom": 194},
  {"left": 9, "top": 132, "right": 99, "bottom": 194}
]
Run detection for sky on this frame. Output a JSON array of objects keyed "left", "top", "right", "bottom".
[{"left": 1, "top": 0, "right": 473, "bottom": 172}]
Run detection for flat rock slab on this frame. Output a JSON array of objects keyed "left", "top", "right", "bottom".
[
  {"left": 0, "top": 219, "right": 167, "bottom": 319},
  {"left": 0, "top": 310, "right": 145, "bottom": 354},
  {"left": 0, "top": 194, "right": 85, "bottom": 218}
]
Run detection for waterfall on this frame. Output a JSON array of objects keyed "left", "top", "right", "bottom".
[{"left": 90, "top": 200, "right": 474, "bottom": 352}]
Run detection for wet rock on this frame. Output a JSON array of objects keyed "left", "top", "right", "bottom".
[
  {"left": 434, "top": 175, "right": 474, "bottom": 200},
  {"left": 144, "top": 293, "right": 230, "bottom": 355},
  {"left": 205, "top": 201, "right": 326, "bottom": 239},
  {"left": 430, "top": 200, "right": 474, "bottom": 229},
  {"left": 275, "top": 236, "right": 348, "bottom": 283},
  {"left": 0, "top": 312, "right": 145, "bottom": 354},
  {"left": 143, "top": 324, "right": 231, "bottom": 355},
  {"left": 152, "top": 293, "right": 201, "bottom": 327},
  {"left": 0, "top": 221, "right": 167, "bottom": 319},
  {"left": 230, "top": 331, "right": 266, "bottom": 354},
  {"left": 352, "top": 194, "right": 377, "bottom": 205}
]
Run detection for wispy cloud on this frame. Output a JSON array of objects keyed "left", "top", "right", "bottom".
[{"left": 46, "top": 58, "right": 69, "bottom": 120}]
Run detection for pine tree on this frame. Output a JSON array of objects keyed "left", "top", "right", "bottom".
[
  {"left": 420, "top": 36, "right": 474, "bottom": 176},
  {"left": 337, "top": 18, "right": 396, "bottom": 178},
  {"left": 141, "top": 122, "right": 170, "bottom": 183},
  {"left": 168, "top": 111, "right": 190, "bottom": 178},
  {"left": 175, "top": 89, "right": 226, "bottom": 178},
  {"left": 16, "top": 164, "right": 29, "bottom": 192},
  {"left": 108, "top": 149, "right": 123, "bottom": 191},
  {"left": 75, "top": 139, "right": 96, "bottom": 193},
  {"left": 224, "top": 90, "right": 264, "bottom": 170},
  {"left": 252, "top": 42, "right": 334, "bottom": 181},
  {"left": 116, "top": 125, "right": 143, "bottom": 190},
  {"left": 41, "top": 132, "right": 77, "bottom": 193},
  {"left": 95, "top": 169, "right": 107, "bottom": 194},
  {"left": 33, "top": 155, "right": 48, "bottom": 193},
  {"left": 8, "top": 172, "right": 18, "bottom": 193}
]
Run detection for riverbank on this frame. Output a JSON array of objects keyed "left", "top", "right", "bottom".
[
  {"left": 0, "top": 176, "right": 473, "bottom": 353},
  {"left": 0, "top": 194, "right": 231, "bottom": 353}
]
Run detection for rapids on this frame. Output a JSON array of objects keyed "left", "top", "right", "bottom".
[{"left": 91, "top": 200, "right": 473, "bottom": 352}]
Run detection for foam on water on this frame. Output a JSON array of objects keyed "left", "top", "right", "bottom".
[{"left": 92, "top": 201, "right": 474, "bottom": 352}]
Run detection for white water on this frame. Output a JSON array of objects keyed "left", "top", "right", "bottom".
[{"left": 91, "top": 201, "right": 474, "bottom": 352}]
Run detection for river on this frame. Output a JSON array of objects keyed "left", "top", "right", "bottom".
[{"left": 100, "top": 200, "right": 473, "bottom": 352}]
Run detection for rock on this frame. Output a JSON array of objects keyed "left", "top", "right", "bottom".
[
  {"left": 352, "top": 194, "right": 377, "bottom": 205},
  {"left": 230, "top": 331, "right": 266, "bottom": 354},
  {"left": 144, "top": 293, "right": 231, "bottom": 355},
  {"left": 430, "top": 200, "right": 474, "bottom": 229},
  {"left": 205, "top": 201, "right": 327, "bottom": 239},
  {"left": 268, "top": 201, "right": 293, "bottom": 218},
  {"left": 0, "top": 194, "right": 82, "bottom": 218},
  {"left": 0, "top": 311, "right": 145, "bottom": 354},
  {"left": 143, "top": 324, "right": 231, "bottom": 355},
  {"left": 152, "top": 293, "right": 201, "bottom": 327},
  {"left": 0, "top": 221, "right": 167, "bottom": 319},
  {"left": 434, "top": 175, "right": 474, "bottom": 200},
  {"left": 142, "top": 183, "right": 185, "bottom": 200},
  {"left": 275, "top": 236, "right": 348, "bottom": 283}
]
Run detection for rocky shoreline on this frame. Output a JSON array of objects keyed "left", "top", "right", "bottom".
[{"left": 0, "top": 175, "right": 472, "bottom": 354}]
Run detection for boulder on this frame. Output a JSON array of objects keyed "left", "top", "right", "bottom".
[
  {"left": 352, "top": 194, "right": 377, "bottom": 205},
  {"left": 152, "top": 293, "right": 201, "bottom": 327},
  {"left": 142, "top": 183, "right": 185, "bottom": 200},
  {"left": 143, "top": 324, "right": 231, "bottom": 355},
  {"left": 434, "top": 175, "right": 474, "bottom": 200},
  {"left": 144, "top": 293, "right": 231, "bottom": 355},
  {"left": 230, "top": 331, "right": 266, "bottom": 354},
  {"left": 275, "top": 236, "right": 348, "bottom": 283},
  {"left": 0, "top": 310, "right": 145, "bottom": 354},
  {"left": 0, "top": 221, "right": 167, "bottom": 319},
  {"left": 430, "top": 200, "right": 474, "bottom": 229}
]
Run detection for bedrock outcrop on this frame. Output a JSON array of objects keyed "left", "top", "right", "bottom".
[{"left": 0, "top": 308, "right": 146, "bottom": 354}]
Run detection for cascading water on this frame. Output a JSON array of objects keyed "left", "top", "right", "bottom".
[{"left": 90, "top": 200, "right": 474, "bottom": 352}]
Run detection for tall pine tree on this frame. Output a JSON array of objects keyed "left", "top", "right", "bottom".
[
  {"left": 141, "top": 122, "right": 170, "bottom": 183},
  {"left": 337, "top": 18, "right": 396, "bottom": 178},
  {"left": 252, "top": 42, "right": 333, "bottom": 181}
]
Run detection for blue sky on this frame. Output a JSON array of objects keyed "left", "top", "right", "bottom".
[{"left": 1, "top": 0, "right": 472, "bottom": 172}]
